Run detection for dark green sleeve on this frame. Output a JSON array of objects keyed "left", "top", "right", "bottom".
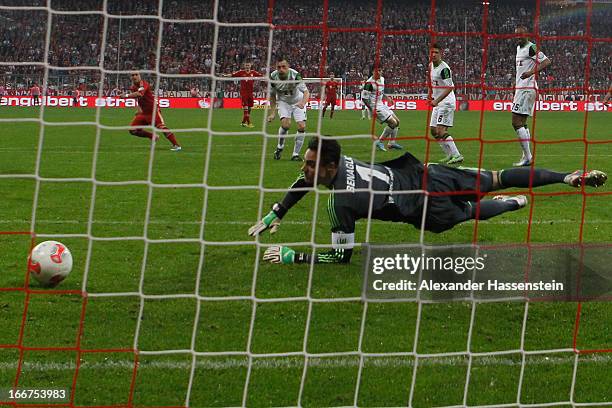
[
  {"left": 315, "top": 248, "right": 353, "bottom": 263},
  {"left": 276, "top": 172, "right": 310, "bottom": 218},
  {"left": 293, "top": 192, "right": 356, "bottom": 264},
  {"left": 364, "top": 83, "right": 374, "bottom": 92},
  {"left": 281, "top": 186, "right": 356, "bottom": 265},
  {"left": 294, "top": 248, "right": 353, "bottom": 264},
  {"left": 440, "top": 67, "right": 451, "bottom": 80},
  {"left": 327, "top": 193, "right": 356, "bottom": 234}
]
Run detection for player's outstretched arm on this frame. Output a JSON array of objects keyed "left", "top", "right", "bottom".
[
  {"left": 263, "top": 246, "right": 352, "bottom": 265},
  {"left": 261, "top": 202, "right": 356, "bottom": 265},
  {"left": 248, "top": 173, "right": 312, "bottom": 236},
  {"left": 248, "top": 203, "right": 283, "bottom": 236}
]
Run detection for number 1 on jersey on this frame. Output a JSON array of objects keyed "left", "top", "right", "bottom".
[{"left": 355, "top": 165, "right": 390, "bottom": 185}]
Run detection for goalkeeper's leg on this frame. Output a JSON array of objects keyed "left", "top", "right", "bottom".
[
  {"left": 465, "top": 167, "right": 608, "bottom": 221},
  {"left": 496, "top": 168, "right": 607, "bottom": 189},
  {"left": 469, "top": 196, "right": 527, "bottom": 220}
]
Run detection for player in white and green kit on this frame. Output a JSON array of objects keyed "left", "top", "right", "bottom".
[
  {"left": 511, "top": 26, "right": 551, "bottom": 166},
  {"left": 429, "top": 44, "right": 463, "bottom": 164},
  {"left": 359, "top": 76, "right": 372, "bottom": 120},
  {"left": 267, "top": 57, "right": 310, "bottom": 161},
  {"left": 364, "top": 68, "right": 403, "bottom": 152}
]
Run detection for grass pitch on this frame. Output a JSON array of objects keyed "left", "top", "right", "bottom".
[{"left": 0, "top": 106, "right": 610, "bottom": 407}]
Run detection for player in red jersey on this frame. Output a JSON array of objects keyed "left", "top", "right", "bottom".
[
  {"left": 226, "top": 62, "right": 263, "bottom": 127},
  {"left": 121, "top": 72, "right": 181, "bottom": 151},
  {"left": 73, "top": 87, "right": 81, "bottom": 105},
  {"left": 30, "top": 83, "right": 41, "bottom": 106},
  {"left": 321, "top": 73, "right": 339, "bottom": 119}
]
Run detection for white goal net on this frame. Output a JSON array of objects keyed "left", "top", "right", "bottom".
[{"left": 0, "top": 0, "right": 610, "bottom": 407}]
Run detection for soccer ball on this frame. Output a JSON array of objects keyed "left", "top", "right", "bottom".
[{"left": 27, "top": 241, "right": 73, "bottom": 287}]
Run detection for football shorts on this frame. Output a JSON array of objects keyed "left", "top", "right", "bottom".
[
  {"left": 277, "top": 100, "right": 307, "bottom": 122},
  {"left": 429, "top": 105, "right": 455, "bottom": 128},
  {"left": 374, "top": 101, "right": 393, "bottom": 124},
  {"left": 511, "top": 89, "right": 536, "bottom": 116}
]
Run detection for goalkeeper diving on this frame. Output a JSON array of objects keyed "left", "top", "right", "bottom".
[{"left": 249, "top": 138, "right": 607, "bottom": 265}]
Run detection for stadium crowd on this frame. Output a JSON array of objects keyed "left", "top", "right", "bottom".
[{"left": 1, "top": 0, "right": 609, "bottom": 99}]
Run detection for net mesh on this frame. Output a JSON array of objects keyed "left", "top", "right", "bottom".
[{"left": 0, "top": 0, "right": 610, "bottom": 407}]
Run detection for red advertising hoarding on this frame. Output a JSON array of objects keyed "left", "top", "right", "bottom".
[{"left": 1, "top": 96, "right": 609, "bottom": 112}]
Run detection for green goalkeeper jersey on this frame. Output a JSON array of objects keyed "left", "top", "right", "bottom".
[{"left": 277, "top": 153, "right": 425, "bottom": 263}]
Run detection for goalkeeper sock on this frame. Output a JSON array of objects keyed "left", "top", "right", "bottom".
[
  {"left": 278, "top": 127, "right": 288, "bottom": 149},
  {"left": 471, "top": 199, "right": 520, "bottom": 220},
  {"left": 293, "top": 130, "right": 305, "bottom": 156},
  {"left": 242, "top": 109, "right": 248, "bottom": 124},
  {"left": 499, "top": 168, "right": 567, "bottom": 188},
  {"left": 516, "top": 126, "right": 532, "bottom": 160}
]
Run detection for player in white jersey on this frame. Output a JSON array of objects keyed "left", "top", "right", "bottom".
[
  {"left": 511, "top": 26, "right": 551, "bottom": 166},
  {"left": 429, "top": 44, "right": 463, "bottom": 165},
  {"left": 267, "top": 57, "right": 310, "bottom": 161},
  {"left": 364, "top": 68, "right": 403, "bottom": 152}
]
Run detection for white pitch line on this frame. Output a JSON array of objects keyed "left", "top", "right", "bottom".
[
  {"left": 2, "top": 219, "right": 611, "bottom": 226},
  {"left": 0, "top": 353, "right": 609, "bottom": 371},
  {"left": 1, "top": 146, "right": 611, "bottom": 158}
]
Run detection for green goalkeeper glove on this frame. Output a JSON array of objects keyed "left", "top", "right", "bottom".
[
  {"left": 262, "top": 246, "right": 295, "bottom": 265},
  {"left": 248, "top": 204, "right": 283, "bottom": 236}
]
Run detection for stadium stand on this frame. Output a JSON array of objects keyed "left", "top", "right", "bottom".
[{"left": 0, "top": 0, "right": 609, "bottom": 99}]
